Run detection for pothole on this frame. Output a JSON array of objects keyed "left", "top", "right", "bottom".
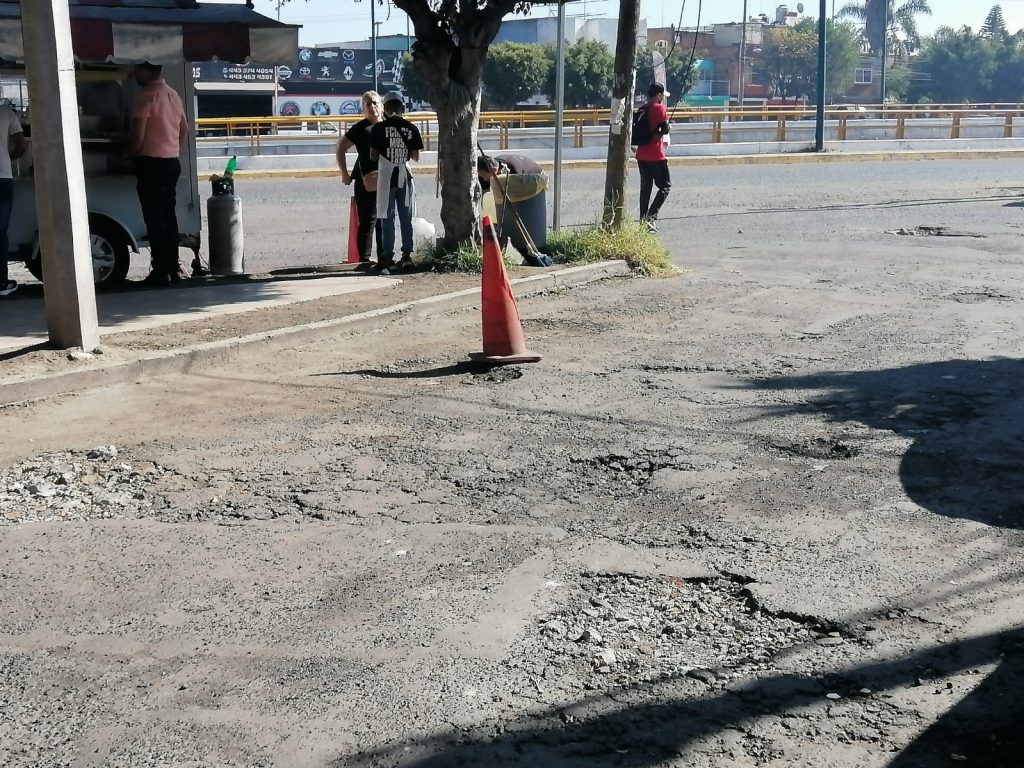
[
  {"left": 468, "top": 366, "right": 524, "bottom": 384},
  {"left": 573, "top": 449, "right": 692, "bottom": 488},
  {"left": 886, "top": 226, "right": 985, "bottom": 238},
  {"left": 513, "top": 574, "right": 825, "bottom": 694},
  {"left": 768, "top": 438, "right": 861, "bottom": 460},
  {"left": 0, "top": 446, "right": 168, "bottom": 525}
]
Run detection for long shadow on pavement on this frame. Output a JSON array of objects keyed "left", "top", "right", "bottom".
[
  {"left": 754, "top": 358, "right": 1024, "bottom": 530},
  {"left": 334, "top": 627, "right": 1024, "bottom": 767}
]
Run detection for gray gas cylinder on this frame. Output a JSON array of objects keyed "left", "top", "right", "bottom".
[{"left": 207, "top": 185, "right": 245, "bottom": 276}]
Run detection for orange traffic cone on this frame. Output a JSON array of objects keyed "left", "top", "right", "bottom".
[
  {"left": 469, "top": 216, "right": 542, "bottom": 366},
  {"left": 346, "top": 196, "right": 361, "bottom": 263}
]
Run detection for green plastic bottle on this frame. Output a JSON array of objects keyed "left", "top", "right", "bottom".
[{"left": 224, "top": 155, "right": 237, "bottom": 178}]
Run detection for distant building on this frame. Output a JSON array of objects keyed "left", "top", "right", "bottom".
[
  {"left": 648, "top": 5, "right": 809, "bottom": 107},
  {"left": 495, "top": 15, "right": 647, "bottom": 49}
]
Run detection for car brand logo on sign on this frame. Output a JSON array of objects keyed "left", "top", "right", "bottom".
[
  {"left": 343, "top": 49, "right": 355, "bottom": 61},
  {"left": 320, "top": 66, "right": 331, "bottom": 78},
  {"left": 280, "top": 101, "right": 300, "bottom": 117},
  {"left": 299, "top": 49, "right": 313, "bottom": 62},
  {"left": 317, "top": 50, "right": 339, "bottom": 59},
  {"left": 341, "top": 100, "right": 361, "bottom": 115},
  {"left": 277, "top": 65, "right": 292, "bottom": 80},
  {"left": 310, "top": 101, "right": 331, "bottom": 116},
  {"left": 298, "top": 67, "right": 311, "bottom": 77},
  {"left": 343, "top": 66, "right": 354, "bottom": 81}
]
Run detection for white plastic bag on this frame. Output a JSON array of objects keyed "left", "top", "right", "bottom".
[{"left": 411, "top": 218, "right": 436, "bottom": 264}]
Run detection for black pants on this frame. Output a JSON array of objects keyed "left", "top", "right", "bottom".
[
  {"left": 353, "top": 173, "right": 384, "bottom": 263},
  {"left": 135, "top": 156, "right": 181, "bottom": 277},
  {"left": 638, "top": 159, "right": 671, "bottom": 221}
]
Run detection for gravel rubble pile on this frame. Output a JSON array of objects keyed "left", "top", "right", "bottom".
[
  {"left": 515, "top": 574, "right": 822, "bottom": 693},
  {"left": 0, "top": 446, "right": 169, "bottom": 525}
]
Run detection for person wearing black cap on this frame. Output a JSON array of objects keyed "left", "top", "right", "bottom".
[
  {"left": 634, "top": 82, "right": 672, "bottom": 233},
  {"left": 369, "top": 92, "right": 423, "bottom": 273}
]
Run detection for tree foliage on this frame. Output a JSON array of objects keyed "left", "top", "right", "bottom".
[
  {"left": 761, "top": 20, "right": 862, "bottom": 100},
  {"left": 838, "top": 0, "right": 933, "bottom": 57},
  {"left": 481, "top": 42, "right": 550, "bottom": 109},
  {"left": 912, "top": 26, "right": 999, "bottom": 102},
  {"left": 762, "top": 26, "right": 818, "bottom": 99},
  {"left": 982, "top": 5, "right": 1009, "bottom": 41},
  {"left": 634, "top": 44, "right": 698, "bottom": 106},
  {"left": 398, "top": 53, "right": 432, "bottom": 105},
  {"left": 542, "top": 39, "right": 615, "bottom": 109}
]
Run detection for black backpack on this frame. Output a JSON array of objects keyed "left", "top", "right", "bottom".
[{"left": 630, "top": 105, "right": 652, "bottom": 147}]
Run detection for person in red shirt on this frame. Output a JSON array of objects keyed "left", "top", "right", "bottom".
[{"left": 634, "top": 82, "right": 672, "bottom": 233}]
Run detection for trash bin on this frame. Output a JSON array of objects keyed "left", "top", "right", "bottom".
[
  {"left": 493, "top": 171, "right": 548, "bottom": 253},
  {"left": 207, "top": 176, "right": 244, "bottom": 275}
]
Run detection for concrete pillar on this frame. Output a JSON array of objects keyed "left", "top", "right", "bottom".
[{"left": 20, "top": 0, "right": 100, "bottom": 350}]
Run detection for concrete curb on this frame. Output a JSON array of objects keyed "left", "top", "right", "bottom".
[
  {"left": 204, "top": 148, "right": 1024, "bottom": 181},
  {"left": 0, "top": 260, "right": 631, "bottom": 406}
]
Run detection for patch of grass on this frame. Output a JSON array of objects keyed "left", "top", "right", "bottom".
[
  {"left": 545, "top": 223, "right": 676, "bottom": 277},
  {"left": 424, "top": 240, "right": 519, "bottom": 274}
]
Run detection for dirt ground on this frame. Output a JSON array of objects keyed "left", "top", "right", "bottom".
[{"left": 1, "top": 160, "right": 1023, "bottom": 767}]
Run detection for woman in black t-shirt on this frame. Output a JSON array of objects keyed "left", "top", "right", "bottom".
[{"left": 336, "top": 91, "right": 384, "bottom": 269}]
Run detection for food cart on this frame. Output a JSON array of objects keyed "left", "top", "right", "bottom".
[{"left": 0, "top": 0, "right": 297, "bottom": 286}]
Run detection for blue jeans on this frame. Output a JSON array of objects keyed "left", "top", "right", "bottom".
[
  {"left": 0, "top": 178, "right": 12, "bottom": 284},
  {"left": 379, "top": 180, "right": 414, "bottom": 262}
]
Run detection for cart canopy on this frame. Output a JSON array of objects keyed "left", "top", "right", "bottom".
[{"left": 0, "top": 1, "right": 298, "bottom": 65}]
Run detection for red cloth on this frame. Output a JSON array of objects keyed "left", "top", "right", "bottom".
[{"left": 634, "top": 101, "right": 669, "bottom": 162}]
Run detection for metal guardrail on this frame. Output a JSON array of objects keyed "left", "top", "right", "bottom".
[{"left": 194, "top": 104, "right": 1024, "bottom": 154}]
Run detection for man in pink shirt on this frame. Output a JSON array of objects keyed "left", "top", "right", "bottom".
[
  {"left": 128, "top": 62, "right": 188, "bottom": 285},
  {"left": 634, "top": 82, "right": 672, "bottom": 233}
]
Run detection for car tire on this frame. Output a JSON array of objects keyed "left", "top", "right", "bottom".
[{"left": 25, "top": 218, "right": 132, "bottom": 287}]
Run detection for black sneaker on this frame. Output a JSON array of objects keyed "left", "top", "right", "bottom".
[
  {"left": 142, "top": 271, "right": 171, "bottom": 287},
  {"left": 0, "top": 279, "right": 17, "bottom": 297},
  {"left": 354, "top": 260, "right": 373, "bottom": 272}
]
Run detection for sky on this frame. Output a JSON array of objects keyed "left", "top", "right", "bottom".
[{"left": 210, "top": 1, "right": 1024, "bottom": 46}]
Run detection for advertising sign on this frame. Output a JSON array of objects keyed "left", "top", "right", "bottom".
[
  {"left": 193, "top": 62, "right": 276, "bottom": 83},
  {"left": 277, "top": 96, "right": 364, "bottom": 118},
  {"left": 291, "top": 47, "right": 403, "bottom": 86}
]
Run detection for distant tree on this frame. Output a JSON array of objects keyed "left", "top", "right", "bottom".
[
  {"left": 542, "top": 40, "right": 614, "bottom": 108},
  {"left": 398, "top": 53, "right": 432, "bottom": 105},
  {"left": 838, "top": 0, "right": 933, "bottom": 57},
  {"left": 809, "top": 19, "right": 864, "bottom": 99},
  {"left": 914, "top": 26, "right": 997, "bottom": 102},
  {"left": 635, "top": 44, "right": 699, "bottom": 106},
  {"left": 982, "top": 5, "right": 1009, "bottom": 40},
  {"left": 481, "top": 43, "right": 551, "bottom": 109},
  {"left": 762, "top": 25, "right": 818, "bottom": 98},
  {"left": 988, "top": 36, "right": 1024, "bottom": 100},
  {"left": 761, "top": 21, "right": 862, "bottom": 100},
  {"left": 885, "top": 64, "right": 912, "bottom": 99}
]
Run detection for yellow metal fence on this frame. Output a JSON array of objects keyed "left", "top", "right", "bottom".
[{"left": 194, "top": 104, "right": 1024, "bottom": 154}]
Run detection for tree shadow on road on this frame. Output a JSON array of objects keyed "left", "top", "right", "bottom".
[
  {"left": 315, "top": 361, "right": 497, "bottom": 379},
  {"left": 755, "top": 358, "right": 1024, "bottom": 530},
  {"left": 333, "top": 627, "right": 1024, "bottom": 768}
]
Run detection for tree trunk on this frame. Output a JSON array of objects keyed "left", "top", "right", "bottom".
[
  {"left": 434, "top": 81, "right": 482, "bottom": 249},
  {"left": 603, "top": 0, "right": 641, "bottom": 229},
  {"left": 410, "top": 42, "right": 485, "bottom": 249}
]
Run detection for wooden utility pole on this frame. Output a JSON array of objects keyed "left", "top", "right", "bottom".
[
  {"left": 602, "top": 0, "right": 640, "bottom": 229},
  {"left": 21, "top": 0, "right": 100, "bottom": 350}
]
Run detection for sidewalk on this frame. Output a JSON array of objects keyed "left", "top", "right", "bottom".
[{"left": 0, "top": 260, "right": 630, "bottom": 405}]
